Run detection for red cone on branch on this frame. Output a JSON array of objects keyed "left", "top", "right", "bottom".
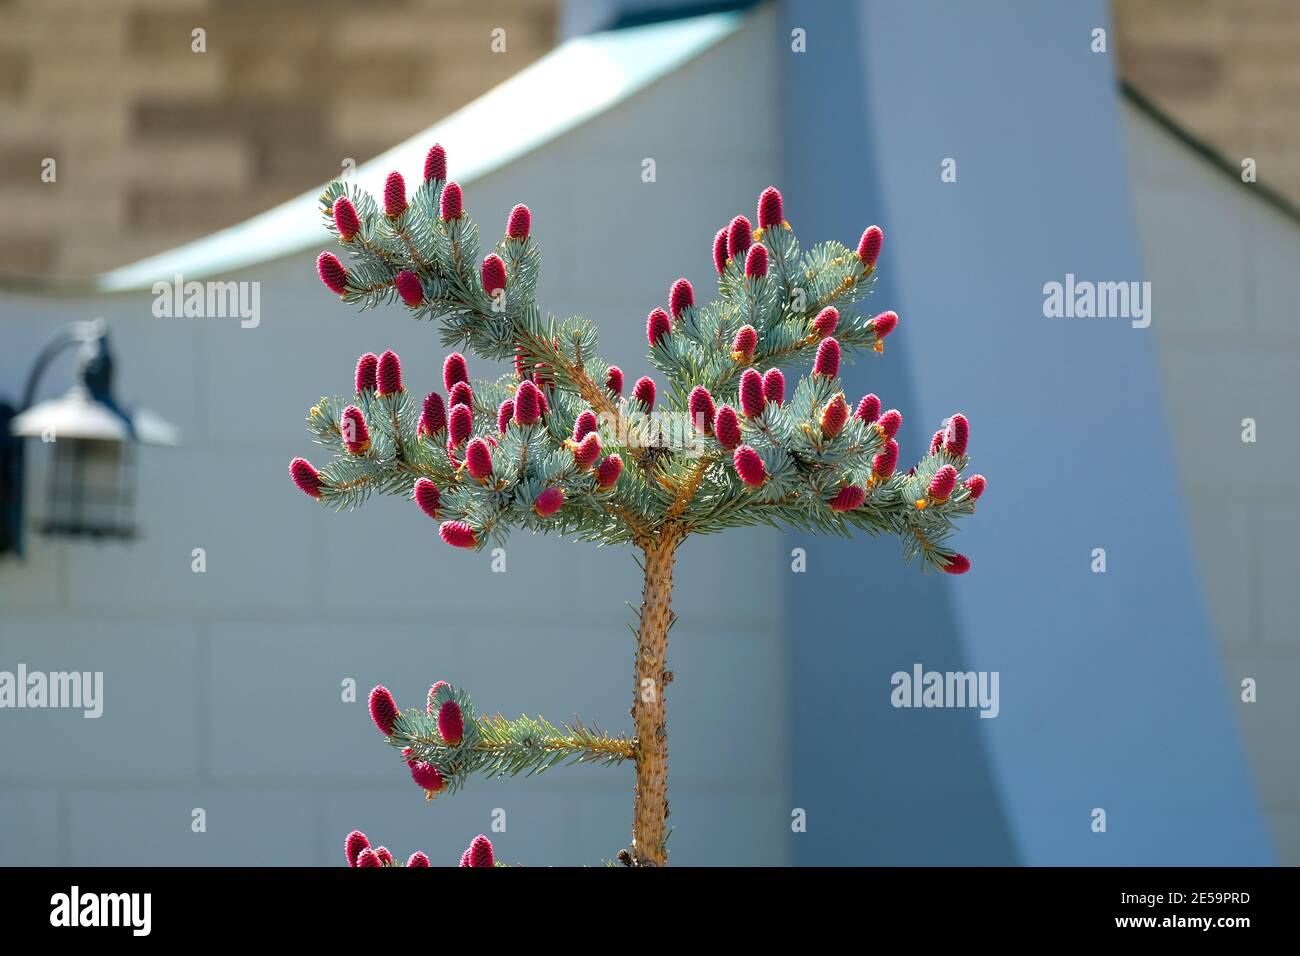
[
  {"left": 757, "top": 186, "right": 783, "bottom": 229},
  {"left": 942, "top": 553, "right": 971, "bottom": 575},
  {"left": 439, "top": 520, "right": 478, "bottom": 549},
  {"left": 384, "top": 171, "right": 407, "bottom": 217},
  {"left": 646, "top": 307, "right": 671, "bottom": 346},
  {"left": 356, "top": 848, "right": 381, "bottom": 868},
  {"left": 407, "top": 852, "right": 430, "bottom": 867},
  {"left": 857, "top": 224, "right": 883, "bottom": 266},
  {"left": 289, "top": 458, "right": 323, "bottom": 499},
  {"left": 341, "top": 405, "right": 371, "bottom": 455},
  {"left": 333, "top": 196, "right": 360, "bottom": 241},
  {"left": 481, "top": 254, "right": 506, "bottom": 296},
  {"left": 944, "top": 413, "right": 969, "bottom": 456},
  {"left": 669, "top": 278, "right": 694, "bottom": 318},
  {"left": 632, "top": 376, "right": 656, "bottom": 412},
  {"left": 605, "top": 366, "right": 623, "bottom": 396},
  {"left": 414, "top": 478, "right": 441, "bottom": 520},
  {"left": 573, "top": 410, "right": 598, "bottom": 442},
  {"left": 375, "top": 847, "right": 393, "bottom": 866},
  {"left": 714, "top": 405, "right": 742, "bottom": 450},
  {"left": 443, "top": 352, "right": 469, "bottom": 391},
  {"left": 448, "top": 404, "right": 473, "bottom": 447},
  {"left": 929, "top": 464, "right": 958, "bottom": 501},
  {"left": 878, "top": 408, "right": 902, "bottom": 440},
  {"left": 369, "top": 685, "right": 399, "bottom": 736},
  {"left": 465, "top": 438, "right": 492, "bottom": 480},
  {"left": 727, "top": 215, "right": 753, "bottom": 260},
  {"left": 514, "top": 380, "right": 542, "bottom": 425},
  {"left": 448, "top": 382, "right": 473, "bottom": 411},
  {"left": 345, "top": 830, "right": 370, "bottom": 867},
  {"left": 440, "top": 181, "right": 463, "bottom": 220},
  {"left": 762, "top": 368, "right": 785, "bottom": 406},
  {"left": 731, "top": 325, "right": 757, "bottom": 362},
  {"left": 854, "top": 393, "right": 881, "bottom": 423},
  {"left": 930, "top": 429, "right": 945, "bottom": 454},
  {"left": 317, "top": 252, "right": 348, "bottom": 295},
  {"left": 830, "top": 485, "right": 866, "bottom": 512},
  {"left": 507, "top": 203, "right": 531, "bottom": 240},
  {"left": 534, "top": 486, "right": 565, "bottom": 517},
  {"left": 438, "top": 699, "right": 465, "bottom": 745},
  {"left": 870, "top": 310, "right": 898, "bottom": 339},
  {"left": 733, "top": 445, "right": 767, "bottom": 487},
  {"left": 814, "top": 337, "right": 840, "bottom": 378},
  {"left": 572, "top": 431, "right": 601, "bottom": 470},
  {"left": 872, "top": 439, "right": 899, "bottom": 479},
  {"left": 744, "top": 243, "right": 768, "bottom": 279},
  {"left": 812, "top": 307, "right": 838, "bottom": 339},
  {"left": 713, "top": 228, "right": 729, "bottom": 274},
  {"left": 467, "top": 835, "right": 494, "bottom": 868},
  {"left": 821, "top": 394, "right": 850, "bottom": 438},
  {"left": 395, "top": 270, "right": 424, "bottom": 308},
  {"left": 739, "top": 368, "right": 764, "bottom": 418},
  {"left": 377, "top": 350, "right": 402, "bottom": 395},
  {"left": 424, "top": 143, "right": 447, "bottom": 182},
  {"left": 497, "top": 399, "right": 514, "bottom": 434},
  {"left": 355, "top": 352, "right": 378, "bottom": 393},
  {"left": 419, "top": 391, "right": 447, "bottom": 437},
  {"left": 410, "top": 762, "right": 445, "bottom": 793},
  {"left": 595, "top": 454, "right": 623, "bottom": 489},
  {"left": 964, "top": 474, "right": 986, "bottom": 500},
  {"left": 689, "top": 385, "right": 716, "bottom": 434}
]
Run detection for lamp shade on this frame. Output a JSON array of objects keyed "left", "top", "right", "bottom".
[{"left": 10, "top": 385, "right": 179, "bottom": 446}]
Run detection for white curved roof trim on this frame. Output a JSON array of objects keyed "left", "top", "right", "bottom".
[{"left": 97, "top": 13, "right": 742, "bottom": 294}]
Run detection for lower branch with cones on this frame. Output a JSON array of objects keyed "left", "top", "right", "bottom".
[{"left": 293, "top": 144, "right": 987, "bottom": 866}]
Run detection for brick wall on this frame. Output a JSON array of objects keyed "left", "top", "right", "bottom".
[
  {"left": 1115, "top": 0, "right": 1300, "bottom": 208},
  {"left": 0, "top": 0, "right": 557, "bottom": 279}
]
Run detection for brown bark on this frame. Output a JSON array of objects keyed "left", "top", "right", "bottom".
[{"left": 631, "top": 531, "right": 678, "bottom": 865}]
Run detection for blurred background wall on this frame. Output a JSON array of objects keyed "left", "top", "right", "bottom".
[{"left": 0, "top": 0, "right": 1296, "bottom": 865}]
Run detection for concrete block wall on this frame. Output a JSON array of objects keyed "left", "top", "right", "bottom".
[
  {"left": 0, "top": 10, "right": 790, "bottom": 865},
  {"left": 1123, "top": 99, "right": 1300, "bottom": 863}
]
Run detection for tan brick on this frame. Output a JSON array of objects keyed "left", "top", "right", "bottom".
[
  {"left": 0, "top": 0, "right": 557, "bottom": 279},
  {"left": 0, "top": 236, "right": 55, "bottom": 275},
  {"left": 113, "top": 140, "right": 255, "bottom": 190}
]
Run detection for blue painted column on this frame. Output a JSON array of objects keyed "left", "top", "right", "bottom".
[{"left": 780, "top": 0, "right": 1273, "bottom": 864}]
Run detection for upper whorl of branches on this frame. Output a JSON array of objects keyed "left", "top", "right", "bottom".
[{"left": 288, "top": 144, "right": 985, "bottom": 572}]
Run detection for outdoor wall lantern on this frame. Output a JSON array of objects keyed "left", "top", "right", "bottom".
[{"left": 0, "top": 319, "right": 179, "bottom": 558}]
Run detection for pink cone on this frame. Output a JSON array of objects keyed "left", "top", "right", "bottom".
[
  {"left": 317, "top": 252, "right": 347, "bottom": 295},
  {"left": 384, "top": 172, "right": 407, "bottom": 217},
  {"left": 733, "top": 445, "right": 767, "bottom": 487},
  {"left": 395, "top": 270, "right": 424, "bottom": 307},
  {"left": 355, "top": 352, "right": 378, "bottom": 394},
  {"left": 595, "top": 454, "right": 623, "bottom": 489},
  {"left": 714, "top": 405, "right": 742, "bottom": 450},
  {"left": 762, "top": 368, "right": 785, "bottom": 406},
  {"left": 290, "top": 458, "right": 323, "bottom": 499},
  {"left": 369, "top": 685, "right": 399, "bottom": 736},
  {"left": 414, "top": 478, "right": 441, "bottom": 520},
  {"left": 443, "top": 352, "right": 469, "bottom": 390},
  {"left": 419, "top": 391, "right": 447, "bottom": 437},
  {"left": 739, "top": 368, "right": 764, "bottom": 418}
]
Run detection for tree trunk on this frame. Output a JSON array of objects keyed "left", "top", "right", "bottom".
[{"left": 631, "top": 532, "right": 677, "bottom": 865}]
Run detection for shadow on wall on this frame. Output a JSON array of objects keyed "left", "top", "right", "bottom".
[{"left": 779, "top": 0, "right": 1019, "bottom": 865}]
